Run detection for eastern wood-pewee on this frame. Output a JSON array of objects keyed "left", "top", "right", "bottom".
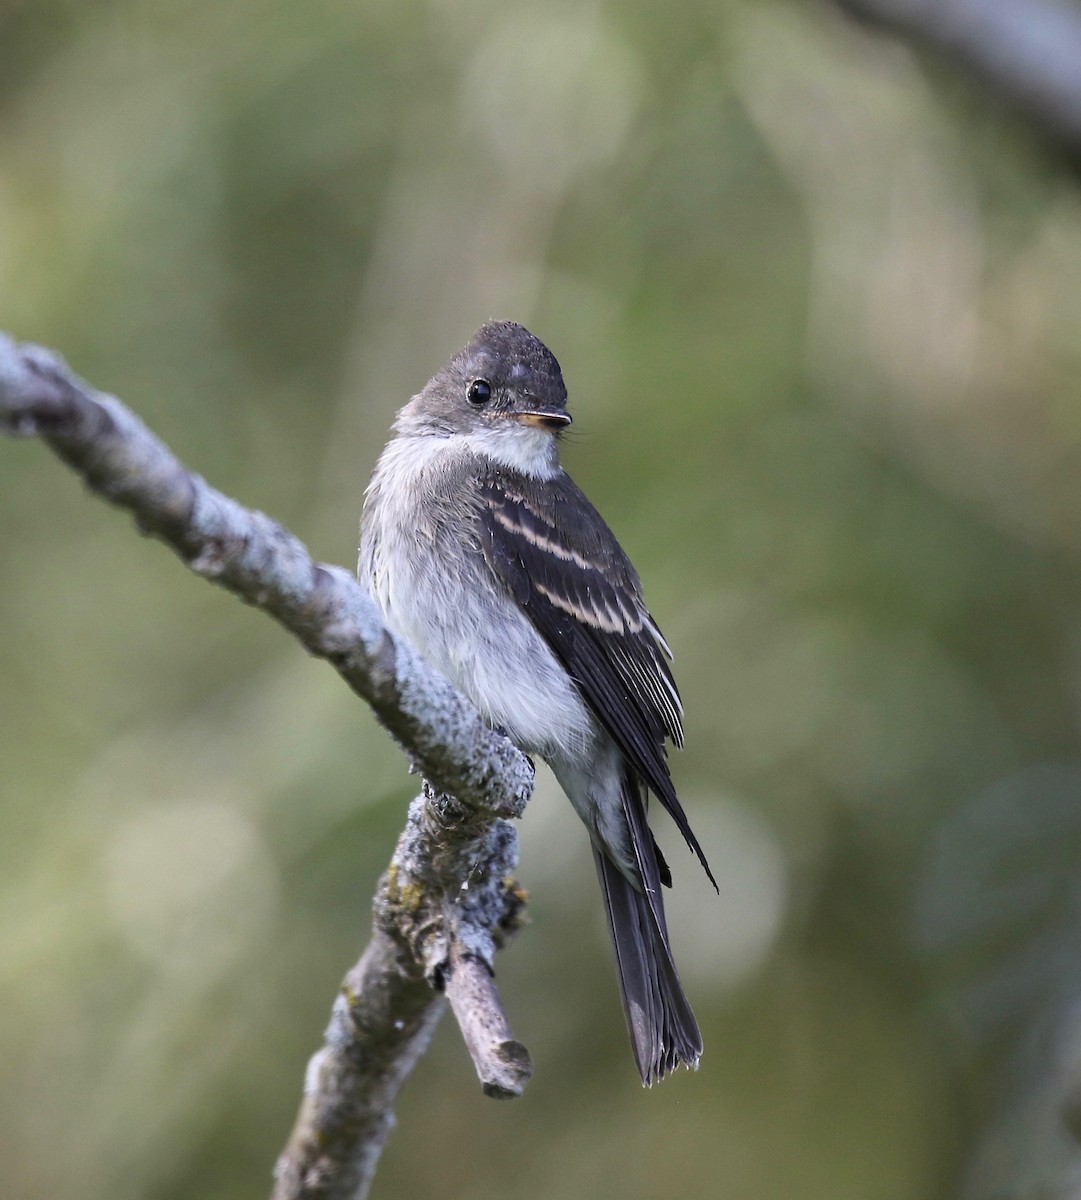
[{"left": 359, "top": 321, "right": 714, "bottom": 1084}]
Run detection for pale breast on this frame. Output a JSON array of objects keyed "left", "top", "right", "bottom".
[{"left": 360, "top": 435, "right": 595, "bottom": 761}]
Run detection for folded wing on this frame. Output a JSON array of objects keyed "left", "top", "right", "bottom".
[{"left": 477, "top": 467, "right": 716, "bottom": 889}]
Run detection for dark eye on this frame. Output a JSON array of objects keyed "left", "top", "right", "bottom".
[{"left": 467, "top": 378, "right": 492, "bottom": 407}]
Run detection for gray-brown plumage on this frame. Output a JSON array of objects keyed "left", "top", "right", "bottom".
[{"left": 360, "top": 320, "right": 714, "bottom": 1083}]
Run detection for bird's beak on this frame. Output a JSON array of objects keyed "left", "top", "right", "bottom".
[{"left": 508, "top": 407, "right": 572, "bottom": 431}]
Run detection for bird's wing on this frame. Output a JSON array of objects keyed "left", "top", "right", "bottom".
[{"left": 477, "top": 467, "right": 715, "bottom": 887}]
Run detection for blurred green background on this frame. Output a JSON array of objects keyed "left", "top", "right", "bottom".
[{"left": 4, "top": 1, "right": 1081, "bottom": 1197}]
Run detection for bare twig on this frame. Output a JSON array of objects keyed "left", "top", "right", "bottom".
[
  {"left": 0, "top": 333, "right": 537, "bottom": 1199},
  {"left": 840, "top": 0, "right": 1081, "bottom": 151},
  {"left": 444, "top": 949, "right": 533, "bottom": 1099}
]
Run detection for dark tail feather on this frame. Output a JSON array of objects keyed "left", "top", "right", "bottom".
[{"left": 594, "top": 794, "right": 703, "bottom": 1085}]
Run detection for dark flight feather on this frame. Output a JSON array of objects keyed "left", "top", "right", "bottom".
[
  {"left": 477, "top": 466, "right": 717, "bottom": 892},
  {"left": 596, "top": 770, "right": 703, "bottom": 1082}
]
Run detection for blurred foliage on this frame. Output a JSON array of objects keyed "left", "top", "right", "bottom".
[{"left": 4, "top": 1, "right": 1081, "bottom": 1197}]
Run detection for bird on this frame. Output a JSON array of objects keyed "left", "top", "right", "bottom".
[{"left": 359, "top": 320, "right": 714, "bottom": 1084}]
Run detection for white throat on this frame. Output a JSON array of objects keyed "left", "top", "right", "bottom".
[{"left": 457, "top": 422, "right": 561, "bottom": 479}]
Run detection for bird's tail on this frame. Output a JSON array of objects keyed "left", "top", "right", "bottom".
[{"left": 594, "top": 774, "right": 702, "bottom": 1085}]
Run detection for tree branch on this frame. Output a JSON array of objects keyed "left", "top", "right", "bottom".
[
  {"left": 839, "top": 0, "right": 1081, "bottom": 153},
  {"left": 0, "top": 334, "right": 533, "bottom": 818},
  {"left": 272, "top": 791, "right": 530, "bottom": 1199},
  {"left": 0, "top": 333, "right": 536, "bottom": 1199}
]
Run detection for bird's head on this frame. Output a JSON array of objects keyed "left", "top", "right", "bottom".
[{"left": 396, "top": 322, "right": 571, "bottom": 475}]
